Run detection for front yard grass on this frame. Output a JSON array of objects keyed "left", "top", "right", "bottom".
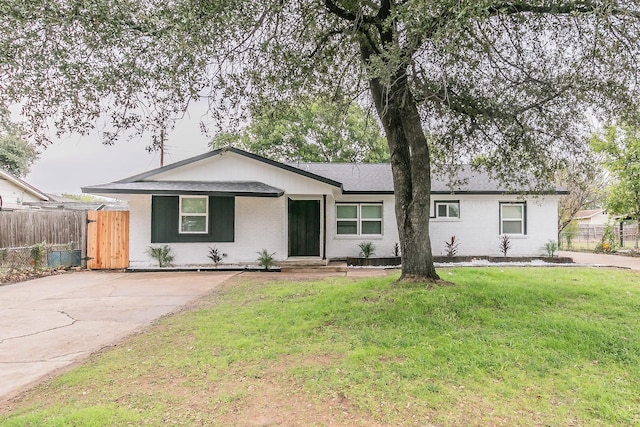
[{"left": 2, "top": 267, "right": 640, "bottom": 426}]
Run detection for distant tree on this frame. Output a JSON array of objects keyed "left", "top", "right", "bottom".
[
  {"left": 0, "top": 132, "right": 38, "bottom": 177},
  {"left": 556, "top": 157, "right": 607, "bottom": 234},
  {"left": 590, "top": 125, "right": 640, "bottom": 248},
  {"left": 210, "top": 98, "right": 389, "bottom": 163},
  {"left": 60, "top": 193, "right": 106, "bottom": 202}
]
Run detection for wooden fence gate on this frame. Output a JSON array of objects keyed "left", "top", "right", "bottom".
[{"left": 86, "top": 211, "right": 130, "bottom": 269}]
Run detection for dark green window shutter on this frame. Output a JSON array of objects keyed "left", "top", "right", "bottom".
[
  {"left": 151, "top": 195, "right": 235, "bottom": 243},
  {"left": 210, "top": 196, "right": 234, "bottom": 242},
  {"left": 151, "top": 196, "right": 179, "bottom": 243}
]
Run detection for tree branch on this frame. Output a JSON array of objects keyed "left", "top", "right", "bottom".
[
  {"left": 324, "top": 0, "right": 379, "bottom": 24},
  {"left": 487, "top": 1, "right": 640, "bottom": 18}
]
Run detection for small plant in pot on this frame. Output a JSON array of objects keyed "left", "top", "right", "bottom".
[{"left": 358, "top": 241, "right": 376, "bottom": 258}]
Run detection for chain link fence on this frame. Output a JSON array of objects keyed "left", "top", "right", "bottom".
[
  {"left": 560, "top": 222, "right": 639, "bottom": 252},
  {"left": 0, "top": 242, "right": 82, "bottom": 278}
]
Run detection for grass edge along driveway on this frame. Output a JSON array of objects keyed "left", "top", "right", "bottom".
[{"left": 1, "top": 267, "right": 639, "bottom": 426}]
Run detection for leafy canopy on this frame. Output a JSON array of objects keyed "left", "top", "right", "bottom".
[
  {"left": 0, "top": 131, "right": 38, "bottom": 177},
  {"left": 210, "top": 97, "right": 389, "bottom": 163},
  {"left": 591, "top": 125, "right": 640, "bottom": 221},
  {"left": 1, "top": 1, "right": 639, "bottom": 184}
]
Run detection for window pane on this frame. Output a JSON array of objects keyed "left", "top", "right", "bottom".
[
  {"left": 362, "top": 221, "right": 382, "bottom": 234},
  {"left": 337, "top": 220, "right": 358, "bottom": 235},
  {"left": 437, "top": 204, "right": 447, "bottom": 217},
  {"left": 448, "top": 204, "right": 459, "bottom": 218},
  {"left": 502, "top": 220, "right": 522, "bottom": 234},
  {"left": 181, "top": 216, "right": 207, "bottom": 232},
  {"left": 502, "top": 205, "right": 523, "bottom": 219},
  {"left": 337, "top": 205, "right": 357, "bottom": 219},
  {"left": 361, "top": 205, "right": 382, "bottom": 219},
  {"left": 182, "top": 197, "right": 207, "bottom": 213}
]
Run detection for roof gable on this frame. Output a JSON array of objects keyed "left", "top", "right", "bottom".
[
  {"left": 574, "top": 209, "right": 606, "bottom": 219},
  {"left": 0, "top": 168, "right": 49, "bottom": 201},
  {"left": 117, "top": 147, "right": 343, "bottom": 189}
]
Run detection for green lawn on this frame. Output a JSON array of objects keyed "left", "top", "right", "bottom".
[{"left": 2, "top": 268, "right": 640, "bottom": 426}]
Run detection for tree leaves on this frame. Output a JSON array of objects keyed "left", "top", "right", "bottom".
[
  {"left": 0, "top": 132, "right": 38, "bottom": 177},
  {"left": 210, "top": 97, "right": 388, "bottom": 163}
]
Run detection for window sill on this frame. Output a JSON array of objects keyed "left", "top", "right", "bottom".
[
  {"left": 335, "top": 235, "right": 384, "bottom": 240},
  {"left": 501, "top": 234, "right": 528, "bottom": 239},
  {"left": 431, "top": 218, "right": 461, "bottom": 222}
]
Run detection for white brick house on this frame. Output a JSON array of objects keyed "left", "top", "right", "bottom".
[{"left": 83, "top": 147, "right": 566, "bottom": 268}]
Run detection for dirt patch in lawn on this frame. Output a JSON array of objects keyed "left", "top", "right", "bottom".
[{"left": 208, "top": 355, "right": 388, "bottom": 427}]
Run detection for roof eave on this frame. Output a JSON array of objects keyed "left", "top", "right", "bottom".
[
  {"left": 81, "top": 186, "right": 284, "bottom": 198},
  {"left": 430, "top": 190, "right": 569, "bottom": 195}
]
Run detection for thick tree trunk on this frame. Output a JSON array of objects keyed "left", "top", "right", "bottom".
[{"left": 368, "top": 69, "right": 440, "bottom": 282}]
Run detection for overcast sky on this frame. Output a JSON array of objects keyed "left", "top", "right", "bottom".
[{"left": 25, "top": 103, "right": 213, "bottom": 195}]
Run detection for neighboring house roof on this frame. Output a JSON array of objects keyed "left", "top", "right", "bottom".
[
  {"left": 82, "top": 147, "right": 568, "bottom": 196},
  {"left": 574, "top": 209, "right": 606, "bottom": 219},
  {"left": 0, "top": 168, "right": 49, "bottom": 202}
]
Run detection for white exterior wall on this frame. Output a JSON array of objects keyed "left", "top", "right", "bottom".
[
  {"left": 127, "top": 191, "right": 560, "bottom": 266},
  {"left": 326, "top": 193, "right": 400, "bottom": 258},
  {"left": 128, "top": 194, "right": 290, "bottom": 268},
  {"left": 429, "top": 194, "right": 560, "bottom": 257},
  {"left": 0, "top": 178, "right": 45, "bottom": 210},
  {"left": 128, "top": 194, "right": 152, "bottom": 267},
  {"left": 577, "top": 212, "right": 610, "bottom": 226}
]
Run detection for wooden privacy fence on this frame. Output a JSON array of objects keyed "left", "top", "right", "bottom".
[
  {"left": 0, "top": 210, "right": 86, "bottom": 249},
  {"left": 86, "top": 210, "right": 130, "bottom": 269},
  {"left": 0, "top": 210, "right": 130, "bottom": 270}
]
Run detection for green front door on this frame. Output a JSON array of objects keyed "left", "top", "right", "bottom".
[{"left": 288, "top": 199, "right": 320, "bottom": 257}]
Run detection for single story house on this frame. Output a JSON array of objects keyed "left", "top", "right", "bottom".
[
  {"left": 82, "top": 147, "right": 566, "bottom": 268},
  {"left": 573, "top": 209, "right": 610, "bottom": 226},
  {"left": 0, "top": 168, "right": 49, "bottom": 211}
]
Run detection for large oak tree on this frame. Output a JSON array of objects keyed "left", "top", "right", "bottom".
[{"left": 2, "top": 1, "right": 640, "bottom": 281}]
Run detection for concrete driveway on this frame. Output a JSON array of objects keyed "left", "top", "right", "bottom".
[
  {"left": 0, "top": 271, "right": 237, "bottom": 401},
  {"left": 559, "top": 251, "right": 640, "bottom": 270}
]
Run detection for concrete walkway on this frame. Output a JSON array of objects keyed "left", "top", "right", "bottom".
[
  {"left": 559, "top": 251, "right": 640, "bottom": 270},
  {"left": 0, "top": 271, "right": 237, "bottom": 402}
]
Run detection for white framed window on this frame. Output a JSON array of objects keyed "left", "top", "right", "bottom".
[
  {"left": 500, "top": 202, "right": 526, "bottom": 235},
  {"left": 336, "top": 203, "right": 383, "bottom": 235},
  {"left": 179, "top": 195, "right": 208, "bottom": 234},
  {"left": 435, "top": 201, "right": 460, "bottom": 218}
]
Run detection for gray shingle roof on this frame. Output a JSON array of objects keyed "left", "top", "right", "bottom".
[
  {"left": 82, "top": 147, "right": 567, "bottom": 196},
  {"left": 82, "top": 181, "right": 284, "bottom": 197},
  {"left": 290, "top": 163, "right": 566, "bottom": 194}
]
